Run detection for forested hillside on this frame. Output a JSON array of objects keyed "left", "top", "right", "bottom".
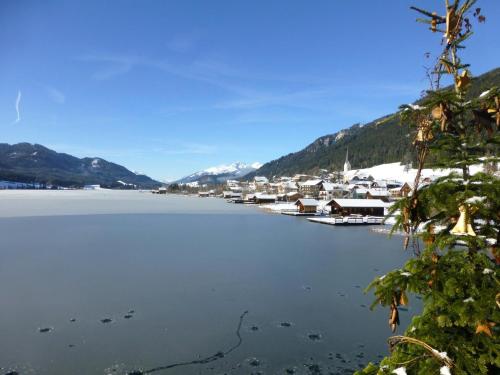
[
  {"left": 247, "top": 67, "right": 500, "bottom": 178},
  {"left": 0, "top": 143, "right": 161, "bottom": 188}
]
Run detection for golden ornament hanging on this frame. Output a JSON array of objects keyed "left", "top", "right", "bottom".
[
  {"left": 389, "top": 302, "right": 400, "bottom": 333},
  {"left": 399, "top": 291, "right": 408, "bottom": 306},
  {"left": 415, "top": 118, "right": 434, "bottom": 142},
  {"left": 486, "top": 96, "right": 499, "bottom": 127},
  {"left": 450, "top": 205, "right": 476, "bottom": 236},
  {"left": 432, "top": 103, "right": 451, "bottom": 132},
  {"left": 475, "top": 322, "right": 495, "bottom": 337},
  {"left": 456, "top": 70, "right": 471, "bottom": 91}
]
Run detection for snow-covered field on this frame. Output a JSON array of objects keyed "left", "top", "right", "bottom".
[
  {"left": 345, "top": 162, "right": 485, "bottom": 184},
  {"left": 259, "top": 202, "right": 297, "bottom": 213},
  {"left": 0, "top": 190, "right": 257, "bottom": 218}
]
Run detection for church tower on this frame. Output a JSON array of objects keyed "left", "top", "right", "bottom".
[{"left": 343, "top": 148, "right": 351, "bottom": 183}]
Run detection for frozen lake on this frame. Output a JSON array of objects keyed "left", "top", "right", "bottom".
[{"left": 0, "top": 191, "right": 416, "bottom": 375}]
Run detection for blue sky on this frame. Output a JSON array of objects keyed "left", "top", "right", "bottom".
[{"left": 1, "top": 0, "right": 499, "bottom": 181}]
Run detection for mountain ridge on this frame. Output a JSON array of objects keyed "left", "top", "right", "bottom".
[
  {"left": 176, "top": 161, "right": 262, "bottom": 185},
  {"left": 0, "top": 142, "right": 161, "bottom": 188},
  {"left": 246, "top": 67, "right": 500, "bottom": 179}
]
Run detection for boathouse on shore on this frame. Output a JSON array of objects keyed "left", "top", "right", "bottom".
[
  {"left": 294, "top": 199, "right": 319, "bottom": 214},
  {"left": 326, "top": 198, "right": 385, "bottom": 216},
  {"left": 286, "top": 191, "right": 304, "bottom": 202},
  {"left": 254, "top": 194, "right": 277, "bottom": 204}
]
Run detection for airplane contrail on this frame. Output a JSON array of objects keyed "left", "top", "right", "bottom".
[{"left": 13, "top": 90, "right": 21, "bottom": 124}]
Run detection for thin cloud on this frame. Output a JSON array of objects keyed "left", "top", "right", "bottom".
[
  {"left": 77, "top": 53, "right": 331, "bottom": 113},
  {"left": 76, "top": 54, "right": 254, "bottom": 96},
  {"left": 76, "top": 53, "right": 424, "bottom": 114},
  {"left": 46, "top": 86, "right": 66, "bottom": 104},
  {"left": 78, "top": 55, "right": 135, "bottom": 80},
  {"left": 12, "top": 90, "right": 21, "bottom": 124}
]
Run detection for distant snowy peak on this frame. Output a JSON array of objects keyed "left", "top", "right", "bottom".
[
  {"left": 202, "top": 162, "right": 261, "bottom": 175},
  {"left": 176, "top": 161, "right": 262, "bottom": 184}
]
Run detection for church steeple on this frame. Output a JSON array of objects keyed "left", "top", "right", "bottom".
[
  {"left": 343, "top": 147, "right": 351, "bottom": 173},
  {"left": 343, "top": 148, "right": 351, "bottom": 183}
]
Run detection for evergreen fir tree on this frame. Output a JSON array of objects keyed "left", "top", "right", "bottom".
[{"left": 356, "top": 1, "right": 499, "bottom": 374}]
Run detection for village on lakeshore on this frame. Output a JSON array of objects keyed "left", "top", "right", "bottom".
[
  {"left": 2, "top": 147, "right": 489, "bottom": 229},
  {"left": 151, "top": 150, "right": 453, "bottom": 227}
]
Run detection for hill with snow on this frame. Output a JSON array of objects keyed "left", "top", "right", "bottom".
[
  {"left": 176, "top": 162, "right": 262, "bottom": 185},
  {"left": 0, "top": 143, "right": 161, "bottom": 188}
]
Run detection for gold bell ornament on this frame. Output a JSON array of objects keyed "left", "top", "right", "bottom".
[
  {"left": 450, "top": 205, "right": 476, "bottom": 236},
  {"left": 415, "top": 118, "right": 434, "bottom": 142}
]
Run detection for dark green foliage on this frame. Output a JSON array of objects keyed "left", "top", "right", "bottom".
[
  {"left": 356, "top": 1, "right": 499, "bottom": 374},
  {"left": 0, "top": 143, "right": 161, "bottom": 188}
]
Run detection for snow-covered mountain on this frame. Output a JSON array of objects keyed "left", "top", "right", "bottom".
[
  {"left": 0, "top": 142, "right": 161, "bottom": 188},
  {"left": 176, "top": 162, "right": 262, "bottom": 185}
]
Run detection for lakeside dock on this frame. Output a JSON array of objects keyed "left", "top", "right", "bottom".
[{"left": 307, "top": 216, "right": 384, "bottom": 226}]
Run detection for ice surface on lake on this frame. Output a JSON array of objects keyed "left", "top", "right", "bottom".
[{"left": 0, "top": 190, "right": 258, "bottom": 218}]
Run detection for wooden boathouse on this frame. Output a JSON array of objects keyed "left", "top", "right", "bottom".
[
  {"left": 294, "top": 198, "right": 319, "bottom": 214},
  {"left": 326, "top": 198, "right": 385, "bottom": 217}
]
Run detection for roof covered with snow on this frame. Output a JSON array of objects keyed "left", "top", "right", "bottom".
[
  {"left": 295, "top": 198, "right": 319, "bottom": 206},
  {"left": 328, "top": 198, "right": 387, "bottom": 208},
  {"left": 300, "top": 179, "right": 323, "bottom": 186},
  {"left": 353, "top": 188, "right": 368, "bottom": 194},
  {"left": 367, "top": 189, "right": 390, "bottom": 196},
  {"left": 343, "top": 162, "right": 486, "bottom": 186},
  {"left": 320, "top": 182, "right": 336, "bottom": 191},
  {"left": 255, "top": 193, "right": 276, "bottom": 199},
  {"left": 254, "top": 176, "right": 269, "bottom": 183},
  {"left": 282, "top": 181, "right": 298, "bottom": 188}
]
